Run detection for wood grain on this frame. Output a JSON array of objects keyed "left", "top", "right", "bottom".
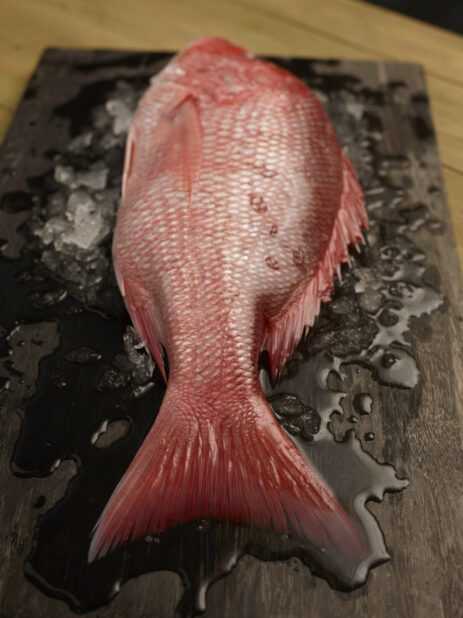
[
  {"left": 242, "top": 0, "right": 463, "bottom": 82},
  {"left": 0, "top": 49, "right": 462, "bottom": 617}
]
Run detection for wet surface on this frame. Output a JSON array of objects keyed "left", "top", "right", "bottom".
[{"left": 0, "top": 53, "right": 444, "bottom": 616}]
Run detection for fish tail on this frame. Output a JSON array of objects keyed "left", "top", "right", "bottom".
[{"left": 88, "top": 390, "right": 368, "bottom": 566}]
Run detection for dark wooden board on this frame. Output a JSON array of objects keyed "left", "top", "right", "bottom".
[{"left": 1, "top": 49, "right": 463, "bottom": 618}]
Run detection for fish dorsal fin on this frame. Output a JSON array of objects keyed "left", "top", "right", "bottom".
[
  {"left": 155, "top": 94, "right": 202, "bottom": 202},
  {"left": 264, "top": 151, "right": 368, "bottom": 378}
]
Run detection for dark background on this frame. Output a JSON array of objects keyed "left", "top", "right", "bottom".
[{"left": 366, "top": 0, "right": 463, "bottom": 35}]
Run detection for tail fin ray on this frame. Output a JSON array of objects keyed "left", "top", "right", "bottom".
[{"left": 89, "top": 394, "right": 367, "bottom": 564}]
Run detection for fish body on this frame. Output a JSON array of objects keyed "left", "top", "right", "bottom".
[{"left": 89, "top": 37, "right": 368, "bottom": 565}]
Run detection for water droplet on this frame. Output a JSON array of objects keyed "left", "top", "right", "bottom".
[
  {"left": 109, "top": 580, "right": 121, "bottom": 599},
  {"left": 92, "top": 420, "right": 129, "bottom": 448},
  {"left": 291, "top": 557, "right": 301, "bottom": 572},
  {"left": 52, "top": 374, "right": 67, "bottom": 389},
  {"left": 399, "top": 203, "right": 429, "bottom": 232},
  {"left": 128, "top": 382, "right": 156, "bottom": 399},
  {"left": 379, "top": 153, "right": 409, "bottom": 171},
  {"left": 364, "top": 432, "right": 375, "bottom": 442},
  {"left": 382, "top": 353, "right": 397, "bottom": 368},
  {"left": 260, "top": 165, "right": 276, "bottom": 178},
  {"left": 380, "top": 245, "right": 400, "bottom": 260},
  {"left": 353, "top": 393, "right": 373, "bottom": 415},
  {"left": 265, "top": 256, "right": 279, "bottom": 270},
  {"left": 49, "top": 459, "right": 61, "bottom": 472},
  {"left": 378, "top": 309, "right": 399, "bottom": 327},
  {"left": 292, "top": 249, "right": 304, "bottom": 268},
  {"left": 427, "top": 218, "right": 444, "bottom": 234},
  {"left": 249, "top": 193, "right": 267, "bottom": 213},
  {"left": 389, "top": 281, "right": 416, "bottom": 299}
]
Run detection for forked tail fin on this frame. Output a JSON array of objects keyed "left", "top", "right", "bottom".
[{"left": 88, "top": 390, "right": 368, "bottom": 566}]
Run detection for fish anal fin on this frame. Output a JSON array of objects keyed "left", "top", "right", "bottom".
[
  {"left": 113, "top": 259, "right": 166, "bottom": 383},
  {"left": 265, "top": 151, "right": 367, "bottom": 377}
]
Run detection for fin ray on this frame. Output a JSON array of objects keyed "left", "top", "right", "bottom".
[
  {"left": 154, "top": 94, "right": 202, "bottom": 201},
  {"left": 89, "top": 392, "right": 368, "bottom": 567},
  {"left": 113, "top": 258, "right": 167, "bottom": 382},
  {"left": 264, "top": 150, "right": 367, "bottom": 377}
]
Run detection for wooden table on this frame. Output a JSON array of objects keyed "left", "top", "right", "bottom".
[{"left": 1, "top": 0, "right": 463, "bottom": 267}]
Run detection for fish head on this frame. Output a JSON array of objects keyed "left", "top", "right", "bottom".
[
  {"left": 181, "top": 36, "right": 253, "bottom": 60},
  {"left": 168, "top": 36, "right": 296, "bottom": 102}
]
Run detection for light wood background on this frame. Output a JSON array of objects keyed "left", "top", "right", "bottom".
[{"left": 1, "top": 0, "right": 463, "bottom": 268}]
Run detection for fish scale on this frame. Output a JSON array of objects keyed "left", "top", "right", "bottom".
[{"left": 89, "top": 36, "right": 368, "bottom": 571}]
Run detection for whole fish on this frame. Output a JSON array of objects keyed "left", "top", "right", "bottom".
[{"left": 89, "top": 37, "right": 368, "bottom": 564}]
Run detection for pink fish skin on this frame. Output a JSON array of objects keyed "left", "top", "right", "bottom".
[{"left": 89, "top": 37, "right": 368, "bottom": 564}]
